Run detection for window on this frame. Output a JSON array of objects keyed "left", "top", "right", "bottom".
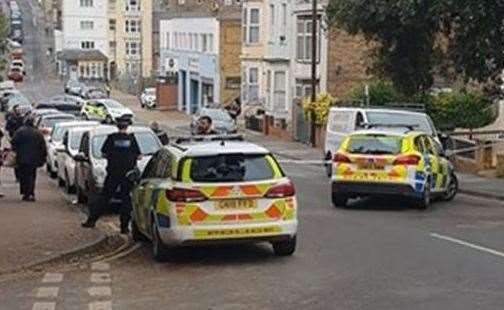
[
  {"left": 273, "top": 71, "right": 286, "bottom": 111},
  {"left": 165, "top": 32, "right": 170, "bottom": 49},
  {"left": 248, "top": 67, "right": 259, "bottom": 101},
  {"left": 80, "top": 0, "right": 93, "bottom": 7},
  {"left": 208, "top": 34, "right": 213, "bottom": 53},
  {"left": 266, "top": 70, "right": 271, "bottom": 109},
  {"left": 270, "top": 4, "right": 275, "bottom": 26},
  {"left": 202, "top": 34, "right": 207, "bottom": 52},
  {"left": 243, "top": 8, "right": 260, "bottom": 44},
  {"left": 296, "top": 17, "right": 321, "bottom": 62},
  {"left": 347, "top": 135, "right": 403, "bottom": 155},
  {"left": 125, "top": 19, "right": 141, "bottom": 32},
  {"left": 81, "top": 41, "right": 95, "bottom": 49},
  {"left": 295, "top": 79, "right": 318, "bottom": 98},
  {"left": 241, "top": 66, "right": 248, "bottom": 101},
  {"left": 80, "top": 20, "right": 94, "bottom": 30},
  {"left": 282, "top": 3, "right": 287, "bottom": 26},
  {"left": 125, "top": 41, "right": 141, "bottom": 55},
  {"left": 126, "top": 0, "right": 140, "bottom": 11},
  {"left": 194, "top": 33, "right": 199, "bottom": 51},
  {"left": 109, "top": 19, "right": 116, "bottom": 31},
  {"left": 126, "top": 61, "right": 140, "bottom": 75}
]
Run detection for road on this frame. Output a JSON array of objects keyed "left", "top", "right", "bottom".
[{"left": 1, "top": 1, "right": 504, "bottom": 310}]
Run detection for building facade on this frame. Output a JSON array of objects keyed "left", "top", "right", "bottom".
[{"left": 159, "top": 0, "right": 241, "bottom": 114}]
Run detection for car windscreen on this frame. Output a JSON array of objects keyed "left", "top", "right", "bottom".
[
  {"left": 102, "top": 100, "right": 123, "bottom": 109},
  {"left": 92, "top": 132, "right": 161, "bottom": 158},
  {"left": 40, "top": 116, "right": 75, "bottom": 128},
  {"left": 202, "top": 109, "right": 232, "bottom": 122},
  {"left": 70, "top": 131, "right": 85, "bottom": 151},
  {"left": 189, "top": 154, "right": 275, "bottom": 183},
  {"left": 366, "top": 112, "right": 433, "bottom": 134},
  {"left": 347, "top": 135, "right": 403, "bottom": 155}
]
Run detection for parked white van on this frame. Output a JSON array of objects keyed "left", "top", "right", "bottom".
[{"left": 323, "top": 106, "right": 440, "bottom": 176}]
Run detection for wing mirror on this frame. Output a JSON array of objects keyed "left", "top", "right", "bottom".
[
  {"left": 74, "top": 153, "right": 88, "bottom": 162},
  {"left": 126, "top": 167, "right": 141, "bottom": 184}
]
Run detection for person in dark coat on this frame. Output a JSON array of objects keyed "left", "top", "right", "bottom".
[
  {"left": 5, "top": 105, "right": 25, "bottom": 138},
  {"left": 11, "top": 117, "right": 47, "bottom": 201}
]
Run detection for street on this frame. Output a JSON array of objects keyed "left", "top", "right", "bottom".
[{"left": 0, "top": 1, "right": 504, "bottom": 310}]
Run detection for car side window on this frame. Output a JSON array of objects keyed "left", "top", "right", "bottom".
[
  {"left": 79, "top": 133, "right": 90, "bottom": 157},
  {"left": 424, "top": 136, "right": 439, "bottom": 156},
  {"left": 414, "top": 136, "right": 425, "bottom": 153},
  {"left": 355, "top": 112, "right": 365, "bottom": 129},
  {"left": 154, "top": 150, "right": 173, "bottom": 179},
  {"left": 142, "top": 152, "right": 161, "bottom": 179}
]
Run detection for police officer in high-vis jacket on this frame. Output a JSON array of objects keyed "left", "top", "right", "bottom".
[{"left": 82, "top": 115, "right": 141, "bottom": 233}]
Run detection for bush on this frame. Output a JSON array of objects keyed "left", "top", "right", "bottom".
[
  {"left": 302, "top": 93, "right": 335, "bottom": 125},
  {"left": 347, "top": 80, "right": 403, "bottom": 106}
]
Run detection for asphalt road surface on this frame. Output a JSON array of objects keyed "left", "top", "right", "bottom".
[{"left": 1, "top": 1, "right": 503, "bottom": 310}]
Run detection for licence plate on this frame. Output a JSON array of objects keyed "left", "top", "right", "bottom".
[
  {"left": 215, "top": 199, "right": 257, "bottom": 210},
  {"left": 358, "top": 163, "right": 385, "bottom": 170}
]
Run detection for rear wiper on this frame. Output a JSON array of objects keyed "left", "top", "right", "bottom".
[{"left": 363, "top": 150, "right": 394, "bottom": 155}]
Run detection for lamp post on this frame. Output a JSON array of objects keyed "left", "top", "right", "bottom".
[{"left": 310, "top": 0, "right": 318, "bottom": 147}]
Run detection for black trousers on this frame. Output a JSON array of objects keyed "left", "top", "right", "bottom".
[
  {"left": 88, "top": 173, "right": 132, "bottom": 229},
  {"left": 18, "top": 164, "right": 37, "bottom": 197}
]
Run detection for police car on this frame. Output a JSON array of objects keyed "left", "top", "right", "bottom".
[
  {"left": 331, "top": 127, "right": 458, "bottom": 209},
  {"left": 81, "top": 99, "right": 134, "bottom": 124},
  {"left": 128, "top": 135, "right": 298, "bottom": 261}
]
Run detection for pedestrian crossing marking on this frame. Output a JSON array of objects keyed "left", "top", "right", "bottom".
[
  {"left": 32, "top": 302, "right": 56, "bottom": 310},
  {"left": 36, "top": 287, "right": 59, "bottom": 298},
  {"left": 41, "top": 273, "right": 63, "bottom": 283},
  {"left": 88, "top": 286, "right": 112, "bottom": 297},
  {"left": 90, "top": 273, "right": 111, "bottom": 284}
]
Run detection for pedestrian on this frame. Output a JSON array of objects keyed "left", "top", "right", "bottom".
[
  {"left": 0, "top": 128, "right": 4, "bottom": 198},
  {"left": 5, "top": 105, "right": 24, "bottom": 138},
  {"left": 11, "top": 117, "right": 47, "bottom": 202},
  {"left": 195, "top": 116, "right": 217, "bottom": 135},
  {"left": 149, "top": 121, "right": 169, "bottom": 145},
  {"left": 105, "top": 83, "right": 111, "bottom": 98},
  {"left": 82, "top": 115, "right": 141, "bottom": 233}
]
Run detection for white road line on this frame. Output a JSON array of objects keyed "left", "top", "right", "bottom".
[
  {"left": 41, "top": 273, "right": 63, "bottom": 283},
  {"left": 430, "top": 233, "right": 504, "bottom": 259},
  {"left": 91, "top": 262, "right": 111, "bottom": 271},
  {"left": 90, "top": 273, "right": 111, "bottom": 284},
  {"left": 88, "top": 286, "right": 112, "bottom": 297},
  {"left": 36, "top": 287, "right": 59, "bottom": 298},
  {"left": 32, "top": 302, "right": 56, "bottom": 310},
  {"left": 89, "top": 301, "right": 112, "bottom": 310}
]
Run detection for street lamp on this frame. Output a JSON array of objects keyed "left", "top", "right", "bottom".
[{"left": 310, "top": 0, "right": 318, "bottom": 147}]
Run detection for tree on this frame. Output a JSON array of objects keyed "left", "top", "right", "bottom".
[
  {"left": 0, "top": 12, "right": 8, "bottom": 54},
  {"left": 326, "top": 1, "right": 504, "bottom": 97}
]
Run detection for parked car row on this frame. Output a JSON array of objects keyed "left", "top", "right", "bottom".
[{"left": 64, "top": 79, "right": 108, "bottom": 100}]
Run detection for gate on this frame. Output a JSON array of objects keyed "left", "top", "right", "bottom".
[{"left": 294, "top": 101, "right": 310, "bottom": 144}]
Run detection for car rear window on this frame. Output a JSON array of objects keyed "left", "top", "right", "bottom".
[
  {"left": 41, "top": 116, "right": 75, "bottom": 128},
  {"left": 189, "top": 154, "right": 275, "bottom": 183},
  {"left": 366, "top": 112, "right": 433, "bottom": 135},
  {"left": 92, "top": 132, "right": 161, "bottom": 158},
  {"left": 347, "top": 135, "right": 403, "bottom": 155}
]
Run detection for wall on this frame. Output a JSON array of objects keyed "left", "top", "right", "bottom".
[
  {"left": 219, "top": 19, "right": 241, "bottom": 105},
  {"left": 326, "top": 27, "right": 371, "bottom": 100},
  {"left": 62, "top": 0, "right": 108, "bottom": 55}
]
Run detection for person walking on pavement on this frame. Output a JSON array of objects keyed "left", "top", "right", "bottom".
[
  {"left": 149, "top": 121, "right": 169, "bottom": 145},
  {"left": 82, "top": 116, "right": 141, "bottom": 233},
  {"left": 5, "top": 105, "right": 24, "bottom": 138},
  {"left": 11, "top": 117, "right": 47, "bottom": 201}
]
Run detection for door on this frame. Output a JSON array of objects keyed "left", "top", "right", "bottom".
[{"left": 190, "top": 79, "right": 199, "bottom": 114}]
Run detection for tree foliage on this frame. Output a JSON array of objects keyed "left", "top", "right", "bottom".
[
  {"left": 326, "top": 0, "right": 504, "bottom": 96},
  {"left": 0, "top": 12, "right": 8, "bottom": 54},
  {"left": 347, "top": 80, "right": 403, "bottom": 106}
]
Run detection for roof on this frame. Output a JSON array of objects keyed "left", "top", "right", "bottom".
[
  {"left": 60, "top": 49, "right": 108, "bottom": 62},
  {"left": 89, "top": 125, "right": 153, "bottom": 136},
  {"left": 172, "top": 140, "right": 270, "bottom": 157},
  {"left": 53, "top": 121, "right": 99, "bottom": 129},
  {"left": 42, "top": 113, "right": 76, "bottom": 119},
  {"left": 350, "top": 129, "right": 424, "bottom": 137}
]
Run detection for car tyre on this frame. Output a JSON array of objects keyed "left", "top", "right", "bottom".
[
  {"left": 132, "top": 218, "right": 148, "bottom": 242},
  {"left": 272, "top": 236, "right": 297, "bottom": 256},
  {"left": 332, "top": 194, "right": 348, "bottom": 208},
  {"left": 442, "top": 173, "right": 458, "bottom": 201},
  {"left": 151, "top": 221, "right": 170, "bottom": 262},
  {"left": 415, "top": 180, "right": 431, "bottom": 210},
  {"left": 325, "top": 152, "right": 332, "bottom": 177}
]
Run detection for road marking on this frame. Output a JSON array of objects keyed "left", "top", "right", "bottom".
[
  {"left": 36, "top": 287, "right": 59, "bottom": 298},
  {"left": 430, "top": 233, "right": 504, "bottom": 259},
  {"left": 90, "top": 273, "right": 111, "bottom": 284},
  {"left": 88, "top": 286, "right": 112, "bottom": 297},
  {"left": 89, "top": 301, "right": 112, "bottom": 310},
  {"left": 32, "top": 302, "right": 56, "bottom": 310},
  {"left": 92, "top": 262, "right": 111, "bottom": 271},
  {"left": 41, "top": 273, "right": 63, "bottom": 283}
]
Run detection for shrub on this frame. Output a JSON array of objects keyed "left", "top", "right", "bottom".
[
  {"left": 347, "top": 80, "right": 403, "bottom": 106},
  {"left": 302, "top": 93, "right": 335, "bottom": 125}
]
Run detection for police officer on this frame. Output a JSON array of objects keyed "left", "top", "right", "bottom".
[{"left": 82, "top": 115, "right": 141, "bottom": 233}]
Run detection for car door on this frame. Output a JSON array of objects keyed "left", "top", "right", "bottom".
[
  {"left": 77, "top": 133, "right": 92, "bottom": 193},
  {"left": 419, "top": 135, "right": 440, "bottom": 191},
  {"left": 133, "top": 152, "right": 161, "bottom": 233},
  {"left": 425, "top": 135, "right": 446, "bottom": 192}
]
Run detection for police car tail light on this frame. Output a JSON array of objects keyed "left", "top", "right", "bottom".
[
  {"left": 393, "top": 154, "right": 421, "bottom": 166},
  {"left": 265, "top": 181, "right": 296, "bottom": 198},
  {"left": 333, "top": 153, "right": 351, "bottom": 164},
  {"left": 166, "top": 188, "right": 207, "bottom": 202}
]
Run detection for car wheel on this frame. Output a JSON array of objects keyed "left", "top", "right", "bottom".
[
  {"left": 76, "top": 185, "right": 87, "bottom": 204},
  {"left": 132, "top": 218, "right": 148, "bottom": 242},
  {"left": 105, "top": 115, "right": 113, "bottom": 124},
  {"left": 442, "top": 173, "right": 458, "bottom": 201},
  {"left": 332, "top": 193, "right": 348, "bottom": 208},
  {"left": 272, "top": 236, "right": 297, "bottom": 256},
  {"left": 415, "top": 180, "right": 431, "bottom": 210},
  {"left": 65, "top": 171, "right": 76, "bottom": 194},
  {"left": 151, "top": 221, "right": 170, "bottom": 262}
]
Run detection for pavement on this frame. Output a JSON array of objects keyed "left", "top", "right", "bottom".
[{"left": 1, "top": 1, "right": 504, "bottom": 309}]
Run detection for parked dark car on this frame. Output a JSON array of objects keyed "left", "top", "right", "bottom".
[
  {"left": 35, "top": 113, "right": 76, "bottom": 137},
  {"left": 36, "top": 101, "right": 83, "bottom": 117}
]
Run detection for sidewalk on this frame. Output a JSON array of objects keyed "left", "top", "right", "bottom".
[
  {"left": 0, "top": 168, "right": 105, "bottom": 275},
  {"left": 457, "top": 173, "right": 504, "bottom": 201}
]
